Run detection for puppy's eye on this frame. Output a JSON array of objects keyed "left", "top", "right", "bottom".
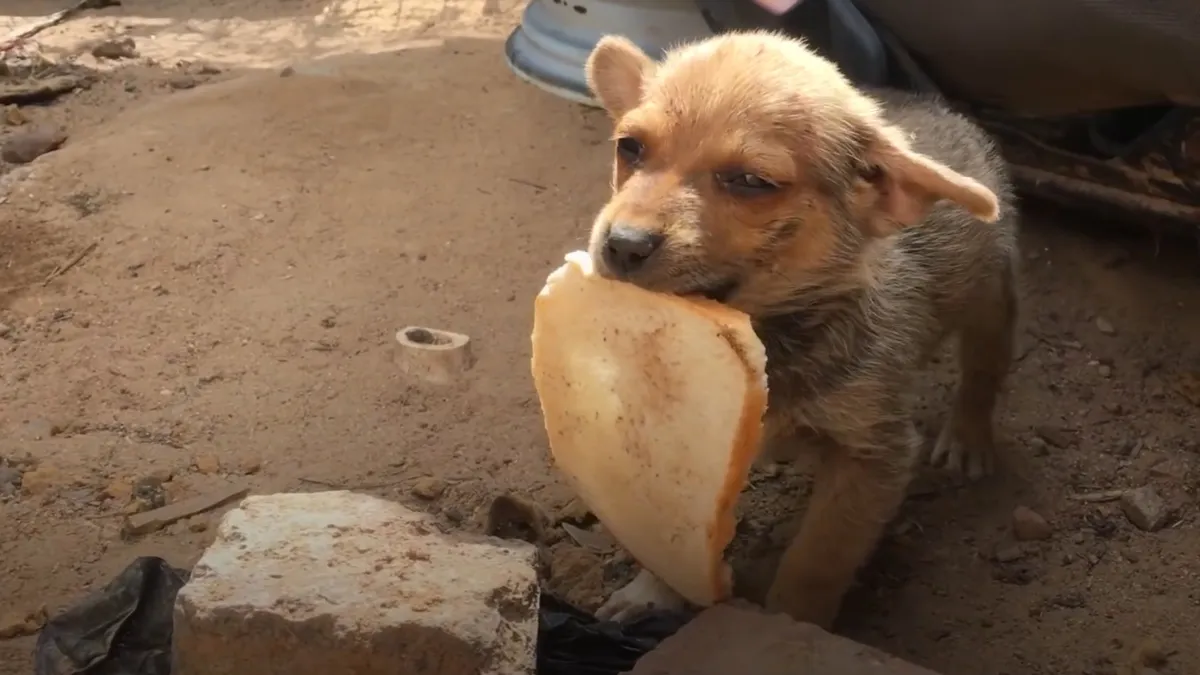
[
  {"left": 616, "top": 137, "right": 645, "bottom": 165},
  {"left": 716, "top": 172, "right": 780, "bottom": 196}
]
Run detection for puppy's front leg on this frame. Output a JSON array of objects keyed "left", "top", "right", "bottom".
[
  {"left": 765, "top": 427, "right": 914, "bottom": 628},
  {"left": 595, "top": 567, "right": 688, "bottom": 623}
]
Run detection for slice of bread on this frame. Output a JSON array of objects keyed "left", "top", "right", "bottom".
[{"left": 530, "top": 250, "right": 768, "bottom": 606}]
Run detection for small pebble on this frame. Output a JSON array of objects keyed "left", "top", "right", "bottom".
[
  {"left": 410, "top": 476, "right": 446, "bottom": 500},
  {"left": 561, "top": 522, "right": 616, "bottom": 553},
  {"left": 0, "top": 605, "right": 48, "bottom": 639},
  {"left": 486, "top": 493, "right": 548, "bottom": 544},
  {"left": 1098, "top": 364, "right": 1112, "bottom": 378},
  {"left": 3, "top": 105, "right": 27, "bottom": 126},
  {"left": 1034, "top": 425, "right": 1075, "bottom": 449},
  {"left": 1, "top": 125, "right": 67, "bottom": 164},
  {"left": 1095, "top": 316, "right": 1116, "bottom": 335},
  {"left": 188, "top": 63, "right": 223, "bottom": 76},
  {"left": 1148, "top": 458, "right": 1189, "bottom": 482},
  {"left": 124, "top": 499, "right": 153, "bottom": 515},
  {"left": 1012, "top": 505, "right": 1054, "bottom": 541},
  {"left": 1134, "top": 637, "right": 1169, "bottom": 668},
  {"left": 19, "top": 466, "right": 66, "bottom": 496},
  {"left": 193, "top": 454, "right": 221, "bottom": 474},
  {"left": 556, "top": 498, "right": 592, "bottom": 524},
  {"left": 168, "top": 74, "right": 198, "bottom": 90},
  {"left": 131, "top": 476, "right": 167, "bottom": 510},
  {"left": 994, "top": 544, "right": 1025, "bottom": 563},
  {"left": 237, "top": 459, "right": 262, "bottom": 475},
  {"left": 1120, "top": 486, "right": 1170, "bottom": 531},
  {"left": 1028, "top": 436, "right": 1049, "bottom": 456},
  {"left": 103, "top": 478, "right": 132, "bottom": 502},
  {"left": 1117, "top": 436, "right": 1140, "bottom": 457},
  {"left": 91, "top": 37, "right": 137, "bottom": 60},
  {"left": 0, "top": 465, "right": 22, "bottom": 487}
]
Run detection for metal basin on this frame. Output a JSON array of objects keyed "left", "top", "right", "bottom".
[{"left": 503, "top": 0, "right": 715, "bottom": 106}]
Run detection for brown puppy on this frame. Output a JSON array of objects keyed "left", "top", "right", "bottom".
[{"left": 584, "top": 30, "right": 1019, "bottom": 628}]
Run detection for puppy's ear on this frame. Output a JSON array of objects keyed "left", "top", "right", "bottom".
[
  {"left": 859, "top": 123, "right": 1000, "bottom": 234},
  {"left": 586, "top": 36, "right": 655, "bottom": 118}
]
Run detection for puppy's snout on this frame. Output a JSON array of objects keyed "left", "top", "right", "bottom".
[{"left": 602, "top": 225, "right": 664, "bottom": 278}]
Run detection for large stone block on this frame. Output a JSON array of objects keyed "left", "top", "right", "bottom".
[
  {"left": 173, "top": 491, "right": 539, "bottom": 675},
  {"left": 628, "top": 603, "right": 942, "bottom": 675}
]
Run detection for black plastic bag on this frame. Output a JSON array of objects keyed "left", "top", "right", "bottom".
[
  {"left": 33, "top": 556, "right": 690, "bottom": 675},
  {"left": 537, "top": 594, "right": 692, "bottom": 675},
  {"left": 34, "top": 557, "right": 188, "bottom": 675}
]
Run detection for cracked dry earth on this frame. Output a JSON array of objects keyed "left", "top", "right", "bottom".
[{"left": 1, "top": 2, "right": 1199, "bottom": 674}]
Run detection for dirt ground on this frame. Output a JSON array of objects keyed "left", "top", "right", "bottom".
[{"left": 1, "top": 2, "right": 1198, "bottom": 674}]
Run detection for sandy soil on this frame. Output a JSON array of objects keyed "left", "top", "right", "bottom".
[{"left": 1, "top": 2, "right": 1198, "bottom": 674}]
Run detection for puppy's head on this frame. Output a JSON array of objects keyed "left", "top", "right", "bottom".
[{"left": 584, "top": 31, "right": 999, "bottom": 316}]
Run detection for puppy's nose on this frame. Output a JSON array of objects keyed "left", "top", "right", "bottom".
[{"left": 603, "top": 225, "right": 664, "bottom": 277}]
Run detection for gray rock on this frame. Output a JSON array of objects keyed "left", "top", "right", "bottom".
[
  {"left": 628, "top": 603, "right": 943, "bottom": 675},
  {"left": 0, "top": 465, "right": 22, "bottom": 497},
  {"left": 1, "top": 125, "right": 67, "bottom": 164},
  {"left": 173, "top": 491, "right": 538, "bottom": 675},
  {"left": 1120, "top": 486, "right": 1171, "bottom": 532}
]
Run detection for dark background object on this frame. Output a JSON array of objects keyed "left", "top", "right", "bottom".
[
  {"left": 34, "top": 557, "right": 188, "bottom": 675},
  {"left": 854, "top": 0, "right": 1200, "bottom": 117},
  {"left": 696, "top": 0, "right": 1200, "bottom": 232},
  {"left": 537, "top": 594, "right": 693, "bottom": 675},
  {"left": 694, "top": 0, "right": 891, "bottom": 88}
]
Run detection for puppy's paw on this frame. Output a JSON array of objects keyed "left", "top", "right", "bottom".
[
  {"left": 930, "top": 414, "right": 994, "bottom": 481},
  {"left": 595, "top": 568, "right": 687, "bottom": 623}
]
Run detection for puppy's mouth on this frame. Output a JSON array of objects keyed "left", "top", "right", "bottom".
[
  {"left": 589, "top": 242, "right": 739, "bottom": 303},
  {"left": 685, "top": 279, "right": 739, "bottom": 304}
]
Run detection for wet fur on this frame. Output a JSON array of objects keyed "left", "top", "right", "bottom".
[{"left": 585, "top": 31, "right": 1019, "bottom": 628}]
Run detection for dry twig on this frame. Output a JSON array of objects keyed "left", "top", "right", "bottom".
[
  {"left": 299, "top": 477, "right": 403, "bottom": 490},
  {"left": 1068, "top": 489, "right": 1126, "bottom": 503},
  {"left": 43, "top": 240, "right": 97, "bottom": 286}
]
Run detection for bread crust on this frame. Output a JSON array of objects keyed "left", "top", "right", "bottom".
[{"left": 531, "top": 251, "right": 768, "bottom": 604}]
